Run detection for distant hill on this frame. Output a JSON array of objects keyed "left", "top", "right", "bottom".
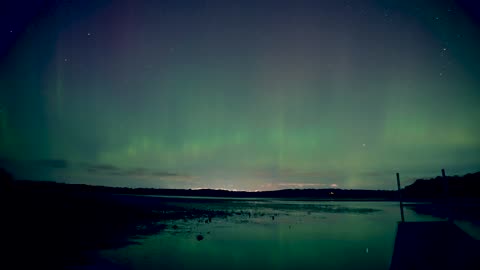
[
  {"left": 3, "top": 168, "right": 480, "bottom": 200},
  {"left": 12, "top": 179, "right": 397, "bottom": 200}
]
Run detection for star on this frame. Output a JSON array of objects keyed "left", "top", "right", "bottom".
[
  {"left": 87, "top": 32, "right": 91, "bottom": 36},
  {"left": 442, "top": 48, "right": 447, "bottom": 51},
  {"left": 362, "top": 143, "right": 366, "bottom": 147},
  {"left": 64, "top": 58, "right": 68, "bottom": 62}
]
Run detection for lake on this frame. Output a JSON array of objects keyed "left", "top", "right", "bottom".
[{"left": 95, "top": 197, "right": 480, "bottom": 270}]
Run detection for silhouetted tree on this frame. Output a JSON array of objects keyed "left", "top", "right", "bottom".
[{"left": 0, "top": 168, "right": 14, "bottom": 195}]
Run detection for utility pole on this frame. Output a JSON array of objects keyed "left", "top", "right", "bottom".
[{"left": 396, "top": 173, "right": 405, "bottom": 222}]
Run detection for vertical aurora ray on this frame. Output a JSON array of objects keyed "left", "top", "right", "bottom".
[
  {"left": 54, "top": 53, "right": 64, "bottom": 116},
  {"left": 0, "top": 108, "right": 10, "bottom": 152}
]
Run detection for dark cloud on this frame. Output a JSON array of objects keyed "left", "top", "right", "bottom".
[
  {"left": 84, "top": 163, "right": 180, "bottom": 178},
  {"left": 151, "top": 171, "right": 178, "bottom": 177},
  {"left": 254, "top": 167, "right": 343, "bottom": 180},
  {"left": 0, "top": 157, "right": 13, "bottom": 165},
  {"left": 86, "top": 164, "right": 120, "bottom": 172},
  {"left": 0, "top": 158, "right": 69, "bottom": 169},
  {"left": 33, "top": 159, "right": 69, "bottom": 169},
  {"left": 124, "top": 167, "right": 149, "bottom": 175}
]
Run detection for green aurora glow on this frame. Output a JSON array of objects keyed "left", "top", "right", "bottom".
[{"left": 1, "top": 0, "right": 479, "bottom": 190}]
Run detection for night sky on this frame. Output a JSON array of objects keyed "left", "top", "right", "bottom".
[{"left": 1, "top": 0, "right": 480, "bottom": 190}]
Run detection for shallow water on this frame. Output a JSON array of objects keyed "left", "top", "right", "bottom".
[{"left": 99, "top": 198, "right": 477, "bottom": 270}]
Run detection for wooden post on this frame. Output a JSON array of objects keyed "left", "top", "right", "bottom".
[
  {"left": 442, "top": 169, "right": 452, "bottom": 222},
  {"left": 442, "top": 169, "right": 447, "bottom": 195},
  {"left": 396, "top": 173, "right": 405, "bottom": 222}
]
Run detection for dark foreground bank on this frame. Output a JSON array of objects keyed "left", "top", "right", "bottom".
[{"left": 1, "top": 185, "right": 234, "bottom": 269}]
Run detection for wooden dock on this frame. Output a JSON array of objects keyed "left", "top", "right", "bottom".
[{"left": 390, "top": 221, "right": 480, "bottom": 270}]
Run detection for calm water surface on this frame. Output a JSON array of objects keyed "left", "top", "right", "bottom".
[{"left": 99, "top": 198, "right": 478, "bottom": 270}]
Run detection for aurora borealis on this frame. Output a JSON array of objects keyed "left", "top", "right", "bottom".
[{"left": 1, "top": 0, "right": 479, "bottom": 190}]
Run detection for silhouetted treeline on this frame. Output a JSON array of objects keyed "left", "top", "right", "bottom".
[
  {"left": 402, "top": 171, "right": 480, "bottom": 199},
  {"left": 0, "top": 167, "right": 14, "bottom": 195}
]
